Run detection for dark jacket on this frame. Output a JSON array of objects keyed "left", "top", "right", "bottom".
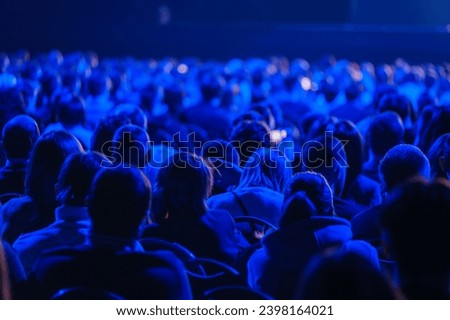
[
  {"left": 247, "top": 216, "right": 379, "bottom": 299},
  {"left": 142, "top": 210, "right": 246, "bottom": 266}
]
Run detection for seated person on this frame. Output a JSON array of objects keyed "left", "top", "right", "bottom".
[
  {"left": 380, "top": 180, "right": 450, "bottom": 299},
  {"left": 13, "top": 152, "right": 106, "bottom": 275},
  {"left": 43, "top": 95, "right": 92, "bottom": 149},
  {"left": 247, "top": 172, "right": 378, "bottom": 299},
  {"left": 142, "top": 152, "right": 246, "bottom": 266},
  {"left": 1, "top": 131, "right": 83, "bottom": 244},
  {"left": 302, "top": 134, "right": 365, "bottom": 221},
  {"left": 351, "top": 144, "right": 430, "bottom": 243},
  {"left": 29, "top": 167, "right": 192, "bottom": 299},
  {"left": 208, "top": 148, "right": 292, "bottom": 228},
  {"left": 0, "top": 115, "right": 40, "bottom": 196},
  {"left": 362, "top": 111, "right": 404, "bottom": 182}
]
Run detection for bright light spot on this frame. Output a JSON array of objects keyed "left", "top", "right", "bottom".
[
  {"left": 267, "top": 64, "right": 277, "bottom": 75},
  {"left": 447, "top": 25, "right": 450, "bottom": 33},
  {"left": 351, "top": 70, "right": 363, "bottom": 81},
  {"left": 177, "top": 64, "right": 188, "bottom": 74},
  {"left": 300, "top": 77, "right": 312, "bottom": 91},
  {"left": 270, "top": 130, "right": 287, "bottom": 143}
]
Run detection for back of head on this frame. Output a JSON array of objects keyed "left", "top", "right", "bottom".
[
  {"left": 199, "top": 73, "right": 222, "bottom": 102},
  {"left": 327, "top": 120, "right": 363, "bottom": 183},
  {"left": 378, "top": 94, "right": 413, "bottom": 123},
  {"left": 420, "top": 105, "right": 450, "bottom": 154},
  {"left": 238, "top": 148, "right": 292, "bottom": 193},
  {"left": 152, "top": 152, "right": 212, "bottom": 223},
  {"left": 298, "top": 251, "right": 395, "bottom": 300},
  {"left": 56, "top": 95, "right": 86, "bottom": 126},
  {"left": 379, "top": 144, "right": 430, "bottom": 193},
  {"left": 301, "top": 134, "right": 347, "bottom": 196},
  {"left": 426, "top": 133, "right": 450, "bottom": 179},
  {"left": 109, "top": 103, "right": 147, "bottom": 130},
  {"left": 112, "top": 124, "right": 150, "bottom": 168},
  {"left": 88, "top": 167, "right": 151, "bottom": 239},
  {"left": 1, "top": 115, "right": 40, "bottom": 160},
  {"left": 87, "top": 73, "right": 110, "bottom": 97},
  {"left": 380, "top": 180, "right": 450, "bottom": 299},
  {"left": 280, "top": 191, "right": 318, "bottom": 227},
  {"left": 26, "top": 131, "right": 83, "bottom": 207},
  {"left": 367, "top": 111, "right": 404, "bottom": 157},
  {"left": 57, "top": 152, "right": 107, "bottom": 206},
  {"left": 90, "top": 114, "right": 131, "bottom": 155},
  {"left": 284, "top": 172, "right": 334, "bottom": 216},
  {"left": 299, "top": 112, "right": 335, "bottom": 143},
  {"left": 229, "top": 120, "right": 270, "bottom": 167}
]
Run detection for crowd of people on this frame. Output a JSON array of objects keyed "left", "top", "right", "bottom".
[{"left": 0, "top": 50, "right": 449, "bottom": 299}]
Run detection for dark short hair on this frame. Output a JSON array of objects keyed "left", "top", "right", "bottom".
[
  {"left": 152, "top": 152, "right": 213, "bottom": 223},
  {"left": 301, "top": 135, "right": 347, "bottom": 188},
  {"left": 380, "top": 180, "right": 450, "bottom": 298},
  {"left": 56, "top": 95, "right": 86, "bottom": 126},
  {"left": 379, "top": 144, "right": 430, "bottom": 192},
  {"left": 112, "top": 125, "right": 150, "bottom": 168},
  {"left": 229, "top": 121, "right": 270, "bottom": 167},
  {"left": 1, "top": 115, "right": 40, "bottom": 160},
  {"left": 88, "top": 167, "right": 151, "bottom": 238},
  {"left": 57, "top": 152, "right": 107, "bottom": 206},
  {"left": 367, "top": 111, "right": 404, "bottom": 156}
]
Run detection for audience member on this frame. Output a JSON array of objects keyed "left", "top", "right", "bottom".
[
  {"left": 380, "top": 180, "right": 450, "bottom": 299},
  {"left": 352, "top": 144, "right": 430, "bottom": 242},
  {"left": 1, "top": 131, "right": 83, "bottom": 244},
  {"left": 0, "top": 115, "right": 40, "bottom": 195},
  {"left": 30, "top": 167, "right": 192, "bottom": 299},
  {"left": 13, "top": 152, "right": 106, "bottom": 275}
]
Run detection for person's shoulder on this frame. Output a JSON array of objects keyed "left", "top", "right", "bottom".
[
  {"left": 1, "top": 196, "right": 34, "bottom": 215},
  {"left": 207, "top": 191, "right": 233, "bottom": 206}
]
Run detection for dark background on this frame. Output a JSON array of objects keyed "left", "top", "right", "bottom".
[{"left": 1, "top": 0, "right": 450, "bottom": 61}]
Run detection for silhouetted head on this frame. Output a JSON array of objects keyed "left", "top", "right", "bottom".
[
  {"left": 90, "top": 114, "right": 131, "bottom": 156},
  {"left": 112, "top": 125, "right": 150, "bottom": 168},
  {"left": 378, "top": 94, "right": 414, "bottom": 124},
  {"left": 55, "top": 95, "right": 86, "bottom": 127},
  {"left": 109, "top": 103, "right": 148, "bottom": 130},
  {"left": 367, "top": 111, "right": 404, "bottom": 157},
  {"left": 87, "top": 73, "right": 110, "bottom": 97},
  {"left": 279, "top": 191, "right": 318, "bottom": 227},
  {"left": 302, "top": 135, "right": 347, "bottom": 197},
  {"left": 284, "top": 172, "right": 334, "bottom": 216},
  {"left": 88, "top": 167, "right": 151, "bottom": 239},
  {"left": 152, "top": 152, "right": 213, "bottom": 223},
  {"left": 417, "top": 105, "right": 450, "bottom": 154},
  {"left": 237, "top": 148, "right": 292, "bottom": 193},
  {"left": 1, "top": 115, "right": 40, "bottom": 161},
  {"left": 426, "top": 133, "right": 450, "bottom": 179},
  {"left": 327, "top": 120, "right": 363, "bottom": 184},
  {"left": 379, "top": 144, "right": 430, "bottom": 194},
  {"left": 229, "top": 121, "right": 271, "bottom": 167},
  {"left": 26, "top": 131, "right": 83, "bottom": 224},
  {"left": 56, "top": 152, "right": 107, "bottom": 206}
]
